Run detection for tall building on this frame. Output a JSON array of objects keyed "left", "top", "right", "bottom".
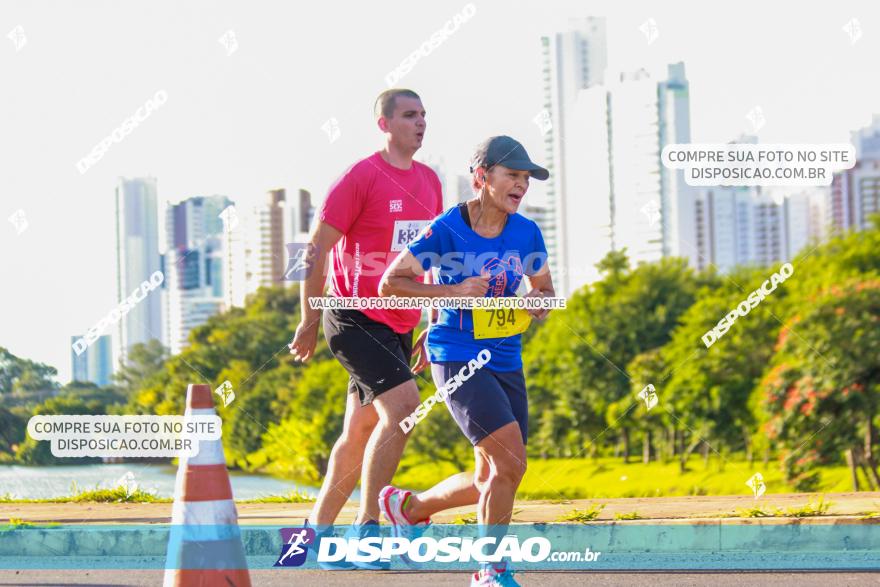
[
  {"left": 220, "top": 188, "right": 314, "bottom": 310},
  {"left": 245, "top": 189, "right": 287, "bottom": 293},
  {"left": 829, "top": 116, "right": 880, "bottom": 233},
  {"left": 609, "top": 69, "right": 666, "bottom": 266},
  {"left": 284, "top": 188, "right": 314, "bottom": 244},
  {"left": 221, "top": 203, "right": 247, "bottom": 310},
  {"left": 783, "top": 189, "right": 825, "bottom": 259},
  {"left": 657, "top": 63, "right": 696, "bottom": 263},
  {"left": 70, "top": 334, "right": 112, "bottom": 387},
  {"left": 115, "top": 177, "right": 163, "bottom": 365},
  {"left": 830, "top": 159, "right": 880, "bottom": 232},
  {"left": 752, "top": 194, "right": 784, "bottom": 267},
  {"left": 556, "top": 62, "right": 693, "bottom": 295},
  {"left": 609, "top": 64, "right": 694, "bottom": 267},
  {"left": 695, "top": 186, "right": 744, "bottom": 273},
  {"left": 853, "top": 114, "right": 880, "bottom": 159},
  {"left": 165, "top": 195, "right": 231, "bottom": 354},
  {"left": 694, "top": 185, "right": 824, "bottom": 273},
  {"left": 694, "top": 186, "right": 760, "bottom": 273},
  {"left": 297, "top": 189, "right": 314, "bottom": 235},
  {"left": 540, "top": 17, "right": 608, "bottom": 296},
  {"left": 522, "top": 203, "right": 552, "bottom": 257},
  {"left": 553, "top": 83, "right": 613, "bottom": 290}
]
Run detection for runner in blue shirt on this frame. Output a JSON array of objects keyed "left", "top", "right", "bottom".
[{"left": 378, "top": 136, "right": 556, "bottom": 586}]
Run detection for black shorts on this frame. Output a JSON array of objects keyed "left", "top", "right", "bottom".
[
  {"left": 323, "top": 309, "right": 414, "bottom": 406},
  {"left": 431, "top": 362, "right": 528, "bottom": 446}
]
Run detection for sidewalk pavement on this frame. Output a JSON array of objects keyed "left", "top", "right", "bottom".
[{"left": 3, "top": 491, "right": 879, "bottom": 525}]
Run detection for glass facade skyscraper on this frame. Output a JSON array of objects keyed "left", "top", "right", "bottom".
[{"left": 115, "top": 177, "right": 163, "bottom": 365}]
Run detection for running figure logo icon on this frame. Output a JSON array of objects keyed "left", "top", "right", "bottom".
[
  {"left": 640, "top": 200, "right": 661, "bottom": 227},
  {"left": 7, "top": 209, "right": 28, "bottom": 235},
  {"left": 282, "top": 243, "right": 313, "bottom": 281},
  {"left": 274, "top": 527, "right": 316, "bottom": 567},
  {"left": 637, "top": 384, "right": 658, "bottom": 411},
  {"left": 214, "top": 380, "right": 235, "bottom": 407},
  {"left": 746, "top": 472, "right": 766, "bottom": 499}
]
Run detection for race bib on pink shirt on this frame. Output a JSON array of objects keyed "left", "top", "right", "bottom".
[{"left": 391, "top": 220, "right": 431, "bottom": 251}]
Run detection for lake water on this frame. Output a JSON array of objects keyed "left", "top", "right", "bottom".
[{"left": 0, "top": 463, "right": 325, "bottom": 500}]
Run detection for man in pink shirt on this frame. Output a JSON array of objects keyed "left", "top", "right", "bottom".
[{"left": 288, "top": 88, "right": 443, "bottom": 569}]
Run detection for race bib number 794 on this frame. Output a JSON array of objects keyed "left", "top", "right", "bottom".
[{"left": 473, "top": 308, "right": 531, "bottom": 339}]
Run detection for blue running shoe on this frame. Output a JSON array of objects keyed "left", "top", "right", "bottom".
[
  {"left": 471, "top": 563, "right": 520, "bottom": 586},
  {"left": 344, "top": 520, "right": 390, "bottom": 570},
  {"left": 303, "top": 520, "right": 356, "bottom": 570}
]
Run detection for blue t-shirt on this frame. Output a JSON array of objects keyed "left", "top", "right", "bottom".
[{"left": 406, "top": 205, "right": 548, "bottom": 371}]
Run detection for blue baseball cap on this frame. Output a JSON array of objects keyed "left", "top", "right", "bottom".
[{"left": 469, "top": 135, "right": 549, "bottom": 181}]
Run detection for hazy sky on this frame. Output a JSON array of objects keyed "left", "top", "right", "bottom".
[{"left": 1, "top": 0, "right": 877, "bottom": 383}]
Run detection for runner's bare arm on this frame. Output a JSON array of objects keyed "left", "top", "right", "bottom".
[
  {"left": 523, "top": 264, "right": 555, "bottom": 320},
  {"left": 289, "top": 220, "right": 343, "bottom": 361},
  {"left": 379, "top": 250, "right": 488, "bottom": 298},
  {"left": 302, "top": 220, "right": 343, "bottom": 320},
  {"left": 425, "top": 269, "right": 439, "bottom": 324},
  {"left": 409, "top": 269, "right": 437, "bottom": 374}
]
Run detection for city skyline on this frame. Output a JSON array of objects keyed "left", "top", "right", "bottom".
[
  {"left": 73, "top": 112, "right": 871, "bottom": 386},
  {"left": 2, "top": 0, "right": 878, "bottom": 383}
]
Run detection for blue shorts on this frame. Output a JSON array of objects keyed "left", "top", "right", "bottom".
[{"left": 430, "top": 362, "right": 528, "bottom": 447}]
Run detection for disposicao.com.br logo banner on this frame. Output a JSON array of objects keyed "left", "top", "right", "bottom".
[
  {"left": 260, "top": 523, "right": 880, "bottom": 572},
  {"left": 273, "top": 524, "right": 599, "bottom": 568},
  {"left": 3, "top": 523, "right": 878, "bottom": 572}
]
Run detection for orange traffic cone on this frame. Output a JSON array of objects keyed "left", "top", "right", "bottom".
[{"left": 163, "top": 384, "right": 252, "bottom": 587}]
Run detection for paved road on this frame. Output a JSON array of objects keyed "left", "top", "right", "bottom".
[{"left": 1, "top": 570, "right": 880, "bottom": 586}]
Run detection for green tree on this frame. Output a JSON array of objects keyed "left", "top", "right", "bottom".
[
  {"left": 609, "top": 349, "right": 669, "bottom": 464},
  {"left": 250, "top": 359, "right": 349, "bottom": 483},
  {"left": 223, "top": 361, "right": 289, "bottom": 469},
  {"left": 0, "top": 406, "right": 25, "bottom": 459},
  {"left": 523, "top": 252, "right": 702, "bottom": 459},
  {"left": 0, "top": 347, "right": 58, "bottom": 394},
  {"left": 14, "top": 392, "right": 114, "bottom": 465},
  {"left": 126, "top": 285, "right": 302, "bottom": 417},
  {"left": 760, "top": 278, "right": 880, "bottom": 490},
  {"left": 112, "top": 339, "right": 168, "bottom": 397},
  {"left": 660, "top": 264, "right": 785, "bottom": 471}
]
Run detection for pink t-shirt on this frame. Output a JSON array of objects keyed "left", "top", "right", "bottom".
[{"left": 319, "top": 151, "right": 444, "bottom": 333}]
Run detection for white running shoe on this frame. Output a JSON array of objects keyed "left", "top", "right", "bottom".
[{"left": 378, "top": 485, "right": 432, "bottom": 568}]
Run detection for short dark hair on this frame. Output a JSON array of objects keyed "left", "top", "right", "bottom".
[{"left": 374, "top": 89, "right": 421, "bottom": 119}]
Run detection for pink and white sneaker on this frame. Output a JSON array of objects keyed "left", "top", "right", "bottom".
[
  {"left": 378, "top": 485, "right": 432, "bottom": 568},
  {"left": 470, "top": 563, "right": 520, "bottom": 586}
]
